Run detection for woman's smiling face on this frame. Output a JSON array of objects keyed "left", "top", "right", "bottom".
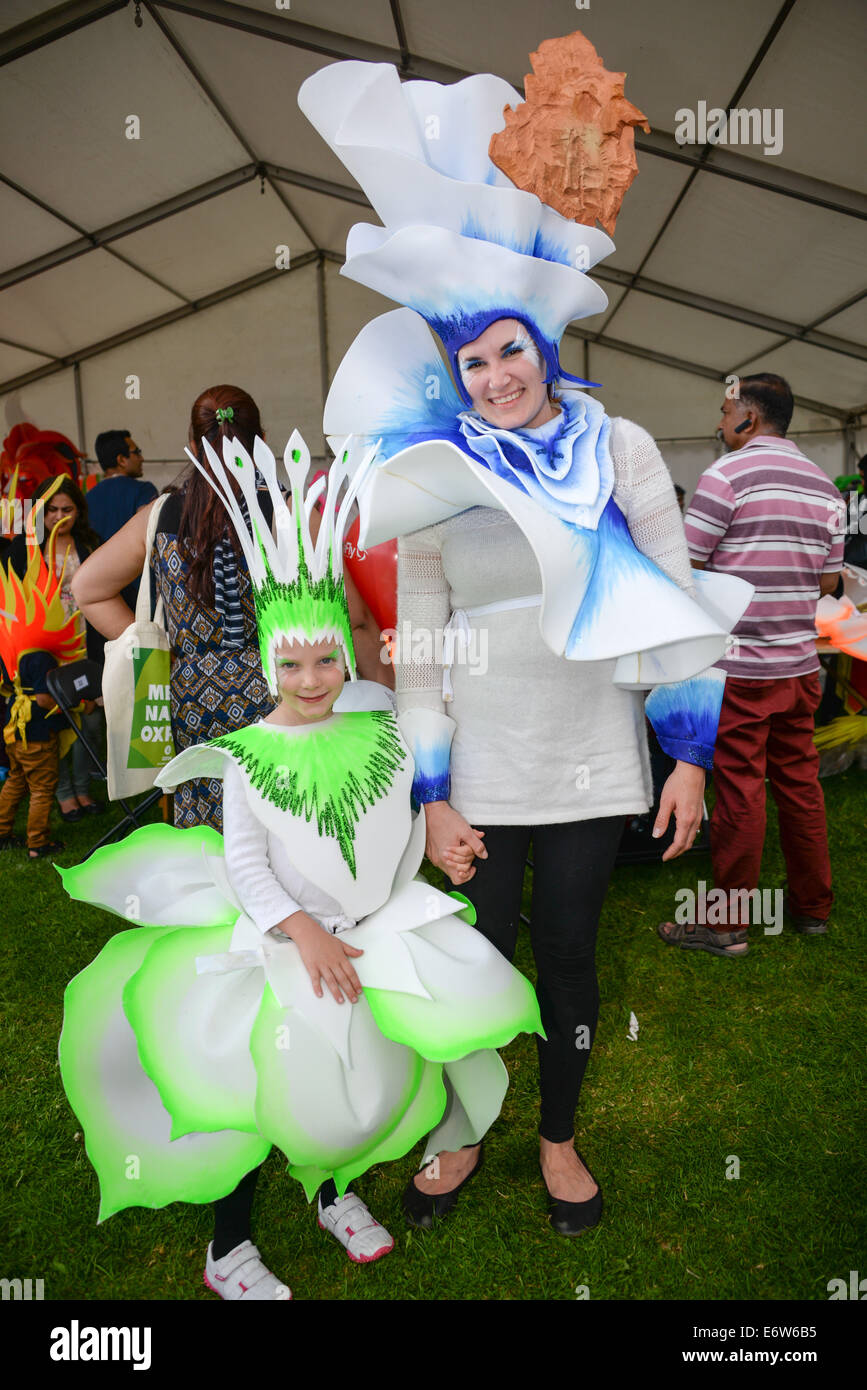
[{"left": 457, "top": 319, "right": 557, "bottom": 431}]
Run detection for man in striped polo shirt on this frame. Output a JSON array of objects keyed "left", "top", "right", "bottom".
[{"left": 659, "top": 374, "right": 843, "bottom": 957}]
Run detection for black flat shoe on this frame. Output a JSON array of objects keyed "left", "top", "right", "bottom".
[
  {"left": 78, "top": 802, "right": 105, "bottom": 817},
  {"left": 402, "top": 1143, "right": 484, "bottom": 1229},
  {"left": 541, "top": 1155, "right": 603, "bottom": 1236},
  {"left": 59, "top": 806, "right": 83, "bottom": 823}
]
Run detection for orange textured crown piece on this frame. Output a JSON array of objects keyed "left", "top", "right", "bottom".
[{"left": 488, "top": 31, "right": 650, "bottom": 235}]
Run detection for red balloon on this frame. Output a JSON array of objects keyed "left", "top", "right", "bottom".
[{"left": 343, "top": 516, "right": 397, "bottom": 636}]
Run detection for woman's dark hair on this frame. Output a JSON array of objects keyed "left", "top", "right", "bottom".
[
  {"left": 178, "top": 385, "right": 263, "bottom": 603},
  {"left": 32, "top": 475, "right": 101, "bottom": 555}
]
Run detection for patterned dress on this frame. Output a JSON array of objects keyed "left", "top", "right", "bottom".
[{"left": 152, "top": 491, "right": 273, "bottom": 830}]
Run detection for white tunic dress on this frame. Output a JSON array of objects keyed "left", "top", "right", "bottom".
[{"left": 395, "top": 417, "right": 698, "bottom": 824}]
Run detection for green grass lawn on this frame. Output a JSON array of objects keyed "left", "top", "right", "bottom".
[{"left": 1, "top": 772, "right": 865, "bottom": 1302}]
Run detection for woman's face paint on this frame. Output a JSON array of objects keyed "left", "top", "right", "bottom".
[{"left": 457, "top": 320, "right": 557, "bottom": 430}]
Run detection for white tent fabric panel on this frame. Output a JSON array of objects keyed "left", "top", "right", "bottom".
[
  {"left": 2, "top": 367, "right": 79, "bottom": 449},
  {"left": 0, "top": 10, "right": 250, "bottom": 229},
  {"left": 584, "top": 286, "right": 627, "bottom": 331},
  {"left": 111, "top": 182, "right": 314, "bottom": 301},
  {"left": 0, "top": 251, "right": 184, "bottom": 359},
  {"left": 281, "top": 187, "right": 378, "bottom": 259},
  {"left": 736, "top": 338, "right": 867, "bottom": 415},
  {"left": 605, "top": 290, "right": 781, "bottom": 373},
  {"left": 603, "top": 160, "right": 693, "bottom": 273},
  {"left": 76, "top": 266, "right": 324, "bottom": 474},
  {"left": 640, "top": 174, "right": 867, "bottom": 325},
  {"left": 158, "top": 11, "right": 353, "bottom": 182},
  {"left": 399, "top": 0, "right": 783, "bottom": 120},
  {"left": 821, "top": 301, "right": 867, "bottom": 347},
  {"left": 738, "top": 0, "right": 867, "bottom": 189},
  {"left": 0, "top": 0, "right": 52, "bottom": 34},
  {"left": 0, "top": 343, "right": 54, "bottom": 380},
  {"left": 322, "top": 260, "right": 395, "bottom": 370},
  {"left": 577, "top": 341, "right": 753, "bottom": 440},
  {"left": 0, "top": 182, "right": 72, "bottom": 273}
]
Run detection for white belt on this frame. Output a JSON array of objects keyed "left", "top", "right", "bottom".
[{"left": 442, "top": 593, "right": 542, "bottom": 701}]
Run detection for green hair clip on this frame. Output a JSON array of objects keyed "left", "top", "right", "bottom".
[{"left": 215, "top": 406, "right": 234, "bottom": 423}]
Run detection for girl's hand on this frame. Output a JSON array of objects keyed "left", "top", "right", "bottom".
[
  {"left": 654, "top": 761, "right": 706, "bottom": 861},
  {"left": 277, "top": 911, "right": 364, "bottom": 1004},
  {"left": 423, "top": 801, "right": 486, "bottom": 885}
]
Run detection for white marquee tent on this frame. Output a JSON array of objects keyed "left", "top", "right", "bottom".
[{"left": 1, "top": 0, "right": 865, "bottom": 496}]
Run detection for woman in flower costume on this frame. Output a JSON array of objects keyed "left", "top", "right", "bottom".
[
  {"left": 297, "top": 34, "right": 755, "bottom": 1234},
  {"left": 58, "top": 432, "right": 541, "bottom": 1299}
]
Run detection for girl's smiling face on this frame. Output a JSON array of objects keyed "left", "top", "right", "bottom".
[
  {"left": 457, "top": 319, "right": 558, "bottom": 430},
  {"left": 274, "top": 638, "right": 346, "bottom": 725}
]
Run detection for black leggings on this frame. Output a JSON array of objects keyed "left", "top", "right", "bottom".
[
  {"left": 212, "top": 1169, "right": 339, "bottom": 1259},
  {"left": 456, "top": 818, "right": 624, "bottom": 1143}
]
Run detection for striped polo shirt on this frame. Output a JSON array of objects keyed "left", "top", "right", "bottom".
[{"left": 684, "top": 436, "right": 844, "bottom": 680}]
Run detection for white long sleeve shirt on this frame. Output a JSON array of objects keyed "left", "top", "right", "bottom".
[{"left": 395, "top": 416, "right": 696, "bottom": 824}]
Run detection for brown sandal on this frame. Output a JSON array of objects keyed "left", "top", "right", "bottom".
[{"left": 657, "top": 921, "right": 749, "bottom": 957}]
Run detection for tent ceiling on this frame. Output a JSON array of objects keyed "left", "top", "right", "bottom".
[{"left": 1, "top": 0, "right": 864, "bottom": 451}]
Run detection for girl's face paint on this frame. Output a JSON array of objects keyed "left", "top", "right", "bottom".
[
  {"left": 457, "top": 319, "right": 557, "bottom": 430},
  {"left": 274, "top": 638, "right": 346, "bottom": 725}
]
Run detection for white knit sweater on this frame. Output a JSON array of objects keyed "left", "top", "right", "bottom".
[{"left": 395, "top": 416, "right": 696, "bottom": 825}]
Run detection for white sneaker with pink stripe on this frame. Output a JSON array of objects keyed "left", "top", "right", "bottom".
[
  {"left": 204, "top": 1240, "right": 292, "bottom": 1300},
  {"left": 317, "top": 1192, "right": 394, "bottom": 1263}
]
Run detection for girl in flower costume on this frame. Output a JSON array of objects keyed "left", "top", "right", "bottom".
[{"left": 58, "top": 432, "right": 541, "bottom": 1299}]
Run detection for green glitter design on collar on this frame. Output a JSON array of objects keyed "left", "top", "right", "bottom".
[{"left": 210, "top": 711, "right": 406, "bottom": 878}]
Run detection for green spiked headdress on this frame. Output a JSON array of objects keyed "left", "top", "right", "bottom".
[{"left": 188, "top": 430, "right": 377, "bottom": 697}]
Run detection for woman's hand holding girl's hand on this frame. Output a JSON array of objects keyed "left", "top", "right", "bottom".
[
  {"left": 423, "top": 801, "right": 486, "bottom": 885},
  {"left": 654, "top": 760, "right": 706, "bottom": 861},
  {"left": 277, "top": 910, "right": 364, "bottom": 1004}
]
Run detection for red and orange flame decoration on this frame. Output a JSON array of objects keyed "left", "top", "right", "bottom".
[{"left": 0, "top": 478, "right": 86, "bottom": 687}]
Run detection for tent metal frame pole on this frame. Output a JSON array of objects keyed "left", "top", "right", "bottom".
[
  {"left": 636, "top": 131, "right": 867, "bottom": 223},
  {"left": 149, "top": 0, "right": 469, "bottom": 81},
  {"left": 0, "top": 165, "right": 259, "bottom": 291},
  {"left": 0, "top": 257, "right": 853, "bottom": 423},
  {"left": 144, "top": 0, "right": 866, "bottom": 219},
  {"left": 73, "top": 360, "right": 87, "bottom": 455},
  {"left": 0, "top": 251, "right": 321, "bottom": 395},
  {"left": 286, "top": 184, "right": 867, "bottom": 363},
  {"left": 143, "top": 1, "right": 320, "bottom": 250},
  {"left": 0, "top": 172, "right": 193, "bottom": 305},
  {"left": 2, "top": 1, "right": 863, "bottom": 222},
  {"left": 597, "top": 0, "right": 798, "bottom": 342},
  {"left": 0, "top": 0, "right": 127, "bottom": 66}
]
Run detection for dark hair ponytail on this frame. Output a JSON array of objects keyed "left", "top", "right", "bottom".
[{"left": 178, "top": 384, "right": 264, "bottom": 603}]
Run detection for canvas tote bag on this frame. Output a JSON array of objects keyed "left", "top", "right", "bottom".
[{"left": 102, "top": 494, "right": 175, "bottom": 800}]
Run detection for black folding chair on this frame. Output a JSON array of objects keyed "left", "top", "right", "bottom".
[{"left": 45, "top": 659, "right": 165, "bottom": 858}]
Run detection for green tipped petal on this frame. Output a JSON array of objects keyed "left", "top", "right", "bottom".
[
  {"left": 365, "top": 921, "right": 544, "bottom": 1063},
  {"left": 249, "top": 983, "right": 447, "bottom": 1199},
  {"left": 60, "top": 926, "right": 269, "bottom": 1221},
  {"left": 122, "top": 923, "right": 261, "bottom": 1139},
  {"left": 56, "top": 822, "right": 236, "bottom": 929}
]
